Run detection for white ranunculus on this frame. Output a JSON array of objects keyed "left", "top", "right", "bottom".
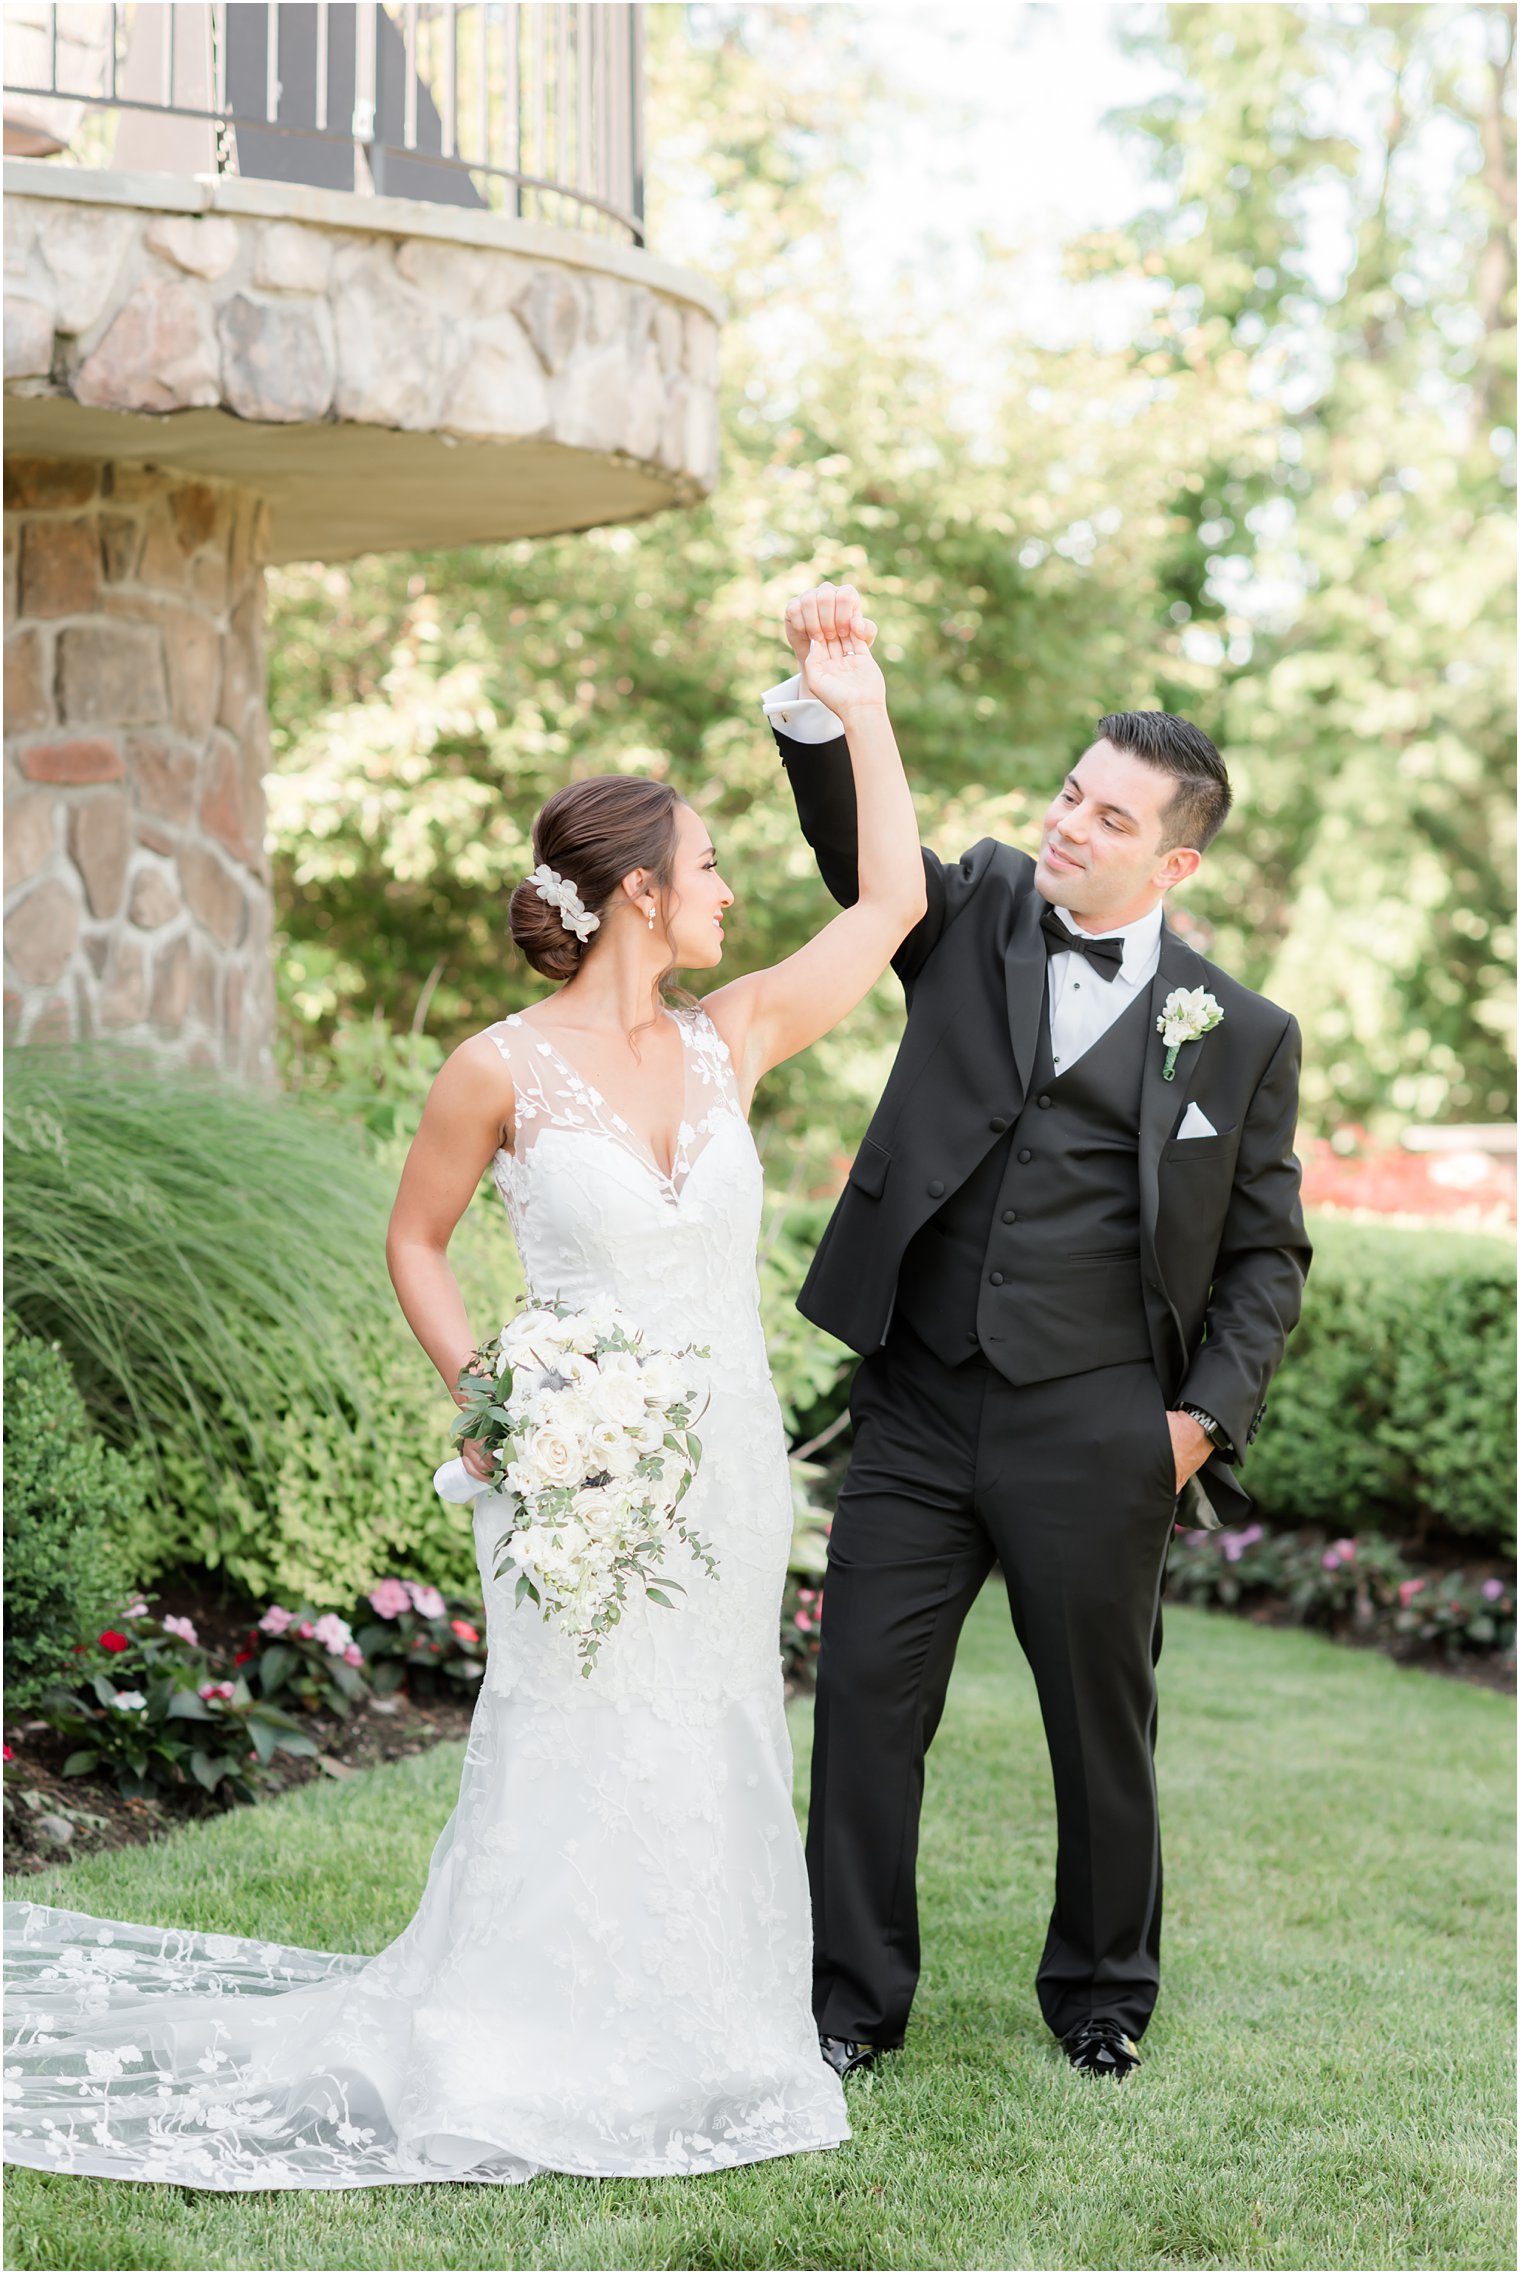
[
  {"left": 588, "top": 1419, "right": 640, "bottom": 1477},
  {"left": 504, "top": 1308, "right": 576, "bottom": 1371},
  {"left": 596, "top": 1350, "right": 641, "bottom": 1381},
  {"left": 594, "top": 1370, "right": 647, "bottom": 1429}
]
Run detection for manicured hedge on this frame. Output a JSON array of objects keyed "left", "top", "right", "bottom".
[
  {"left": 1240, "top": 1216, "right": 1516, "bottom": 1552},
  {"left": 3, "top": 1320, "right": 138, "bottom": 1711}
]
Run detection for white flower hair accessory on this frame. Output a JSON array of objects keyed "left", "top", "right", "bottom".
[
  {"left": 527, "top": 863, "right": 600, "bottom": 944},
  {"left": 1157, "top": 986, "right": 1223, "bottom": 1081}
]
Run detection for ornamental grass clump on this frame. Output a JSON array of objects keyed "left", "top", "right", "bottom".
[{"left": 2, "top": 1047, "right": 456, "bottom": 1599}]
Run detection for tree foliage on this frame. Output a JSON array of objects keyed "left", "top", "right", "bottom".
[{"left": 266, "top": 5, "right": 1515, "bottom": 1153}]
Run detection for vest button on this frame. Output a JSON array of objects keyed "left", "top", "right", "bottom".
[
  {"left": 989, "top": 1116, "right": 1008, "bottom": 1133},
  {"left": 1001, "top": 1209, "right": 1017, "bottom": 1224},
  {"left": 967, "top": 1331, "right": 980, "bottom": 1344},
  {"left": 1037, "top": 1094, "right": 1052, "bottom": 1109},
  {"left": 989, "top": 1271, "right": 1004, "bottom": 1286},
  {"left": 1017, "top": 1147, "right": 1032, "bottom": 1164},
  {"left": 927, "top": 1179, "right": 945, "bottom": 1198}
]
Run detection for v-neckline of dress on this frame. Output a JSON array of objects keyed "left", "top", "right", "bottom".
[{"left": 509, "top": 1007, "right": 697, "bottom": 1193}]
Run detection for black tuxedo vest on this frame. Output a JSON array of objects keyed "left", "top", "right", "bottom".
[{"left": 894, "top": 978, "right": 1153, "bottom": 1384}]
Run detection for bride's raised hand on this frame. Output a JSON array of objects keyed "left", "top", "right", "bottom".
[{"left": 801, "top": 632, "right": 886, "bottom": 719}]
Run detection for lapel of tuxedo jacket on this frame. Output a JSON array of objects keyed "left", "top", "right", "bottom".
[
  {"left": 1003, "top": 885, "right": 1048, "bottom": 1108},
  {"left": 1139, "top": 918, "right": 1212, "bottom": 1264}
]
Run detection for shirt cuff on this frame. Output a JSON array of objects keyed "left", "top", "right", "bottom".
[{"left": 761, "top": 672, "right": 845, "bottom": 745}]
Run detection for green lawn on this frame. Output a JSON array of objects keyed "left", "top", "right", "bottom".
[{"left": 5, "top": 1595, "right": 1514, "bottom": 2272}]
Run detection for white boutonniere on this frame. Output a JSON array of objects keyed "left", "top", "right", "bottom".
[{"left": 1157, "top": 986, "right": 1224, "bottom": 1081}]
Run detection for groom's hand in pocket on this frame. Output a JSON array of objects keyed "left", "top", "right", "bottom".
[
  {"left": 784, "top": 581, "right": 877, "bottom": 666},
  {"left": 1166, "top": 1411, "right": 1214, "bottom": 1496}
]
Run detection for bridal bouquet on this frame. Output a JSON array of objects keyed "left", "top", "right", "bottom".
[{"left": 436, "top": 1300, "right": 712, "bottom": 1676}]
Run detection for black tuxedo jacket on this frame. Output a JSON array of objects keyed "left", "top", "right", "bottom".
[{"left": 778, "top": 729, "right": 1312, "bottom": 1526}]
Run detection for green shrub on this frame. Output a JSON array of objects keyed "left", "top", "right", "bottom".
[
  {"left": 757, "top": 1188, "right": 853, "bottom": 1439},
  {"left": 3, "top": 1048, "right": 513, "bottom": 1603},
  {"left": 3, "top": 1320, "right": 140, "bottom": 1712},
  {"left": 1241, "top": 1217, "right": 1517, "bottom": 1551}
]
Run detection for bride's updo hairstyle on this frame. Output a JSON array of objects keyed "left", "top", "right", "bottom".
[{"left": 508, "top": 776, "right": 687, "bottom": 984}]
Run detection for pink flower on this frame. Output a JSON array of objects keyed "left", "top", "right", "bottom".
[
  {"left": 450, "top": 1619, "right": 479, "bottom": 1645},
  {"left": 1322, "top": 1550, "right": 1342, "bottom": 1571},
  {"left": 259, "top": 1606, "right": 294, "bottom": 1636},
  {"left": 313, "top": 1613, "right": 353, "bottom": 1657},
  {"left": 298, "top": 1621, "right": 315, "bottom": 1641},
  {"left": 1330, "top": 1538, "right": 1356, "bottom": 1563},
  {"left": 407, "top": 1583, "right": 446, "bottom": 1621},
  {"left": 368, "top": 1579, "right": 412, "bottom": 1620},
  {"left": 1481, "top": 1577, "right": 1505, "bottom": 1602},
  {"left": 794, "top": 1612, "right": 814, "bottom": 1632},
  {"left": 198, "top": 1681, "right": 234, "bottom": 1703},
  {"left": 343, "top": 1643, "right": 366, "bottom": 1668},
  {"left": 98, "top": 1630, "right": 129, "bottom": 1654},
  {"left": 122, "top": 1600, "right": 149, "bottom": 1620},
  {"left": 797, "top": 1590, "right": 817, "bottom": 1605},
  {"left": 1399, "top": 1578, "right": 1425, "bottom": 1608},
  {"left": 162, "top": 1615, "right": 199, "bottom": 1647}
]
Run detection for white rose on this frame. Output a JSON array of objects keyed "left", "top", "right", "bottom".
[{"left": 520, "top": 1424, "right": 584, "bottom": 1491}]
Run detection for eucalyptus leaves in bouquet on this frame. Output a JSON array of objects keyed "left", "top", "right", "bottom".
[{"left": 441, "top": 1299, "right": 713, "bottom": 1676}]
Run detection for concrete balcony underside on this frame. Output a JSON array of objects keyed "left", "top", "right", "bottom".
[{"left": 1, "top": 400, "right": 694, "bottom": 561}]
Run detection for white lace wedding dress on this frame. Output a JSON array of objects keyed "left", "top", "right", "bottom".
[{"left": 3, "top": 1005, "right": 848, "bottom": 2189}]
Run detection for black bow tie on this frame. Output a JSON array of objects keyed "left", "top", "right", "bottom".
[{"left": 1039, "top": 905, "right": 1126, "bottom": 980}]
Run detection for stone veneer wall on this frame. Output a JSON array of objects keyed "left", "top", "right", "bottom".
[
  {"left": 3, "top": 456, "right": 274, "bottom": 1075},
  {"left": 4, "top": 185, "right": 721, "bottom": 515}
]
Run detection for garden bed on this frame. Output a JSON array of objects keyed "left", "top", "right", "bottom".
[{"left": 4, "top": 1683, "right": 477, "bottom": 1879}]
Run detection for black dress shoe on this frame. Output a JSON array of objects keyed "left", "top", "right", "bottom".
[
  {"left": 1062, "top": 2019, "right": 1142, "bottom": 2079},
  {"left": 819, "top": 2034, "right": 881, "bottom": 2078}
]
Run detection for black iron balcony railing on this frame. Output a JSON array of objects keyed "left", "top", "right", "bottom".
[{"left": 2, "top": 2, "right": 644, "bottom": 243}]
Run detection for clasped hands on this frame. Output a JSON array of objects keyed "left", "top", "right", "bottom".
[{"left": 784, "top": 581, "right": 887, "bottom": 721}]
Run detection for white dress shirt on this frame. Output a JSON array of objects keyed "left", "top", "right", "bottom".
[
  {"left": 760, "top": 671, "right": 1165, "bottom": 1074},
  {"left": 1043, "top": 901, "right": 1164, "bottom": 1073}
]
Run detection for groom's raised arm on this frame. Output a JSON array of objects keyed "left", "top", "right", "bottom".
[{"left": 763, "top": 584, "right": 992, "bottom": 990}]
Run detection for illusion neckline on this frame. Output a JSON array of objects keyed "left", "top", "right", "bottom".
[{"left": 504, "top": 1006, "right": 708, "bottom": 1195}]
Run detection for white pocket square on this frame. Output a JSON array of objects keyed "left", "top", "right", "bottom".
[{"left": 1176, "top": 1102, "right": 1218, "bottom": 1139}]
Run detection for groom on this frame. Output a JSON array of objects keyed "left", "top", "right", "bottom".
[{"left": 763, "top": 583, "right": 1311, "bottom": 2081}]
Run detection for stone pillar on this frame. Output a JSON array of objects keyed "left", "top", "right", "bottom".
[{"left": 3, "top": 457, "right": 274, "bottom": 1078}]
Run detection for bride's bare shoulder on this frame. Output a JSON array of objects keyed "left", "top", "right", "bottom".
[{"left": 421, "top": 1024, "right": 519, "bottom": 1140}]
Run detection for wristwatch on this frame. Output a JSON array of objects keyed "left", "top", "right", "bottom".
[{"left": 1180, "top": 1404, "right": 1233, "bottom": 1457}]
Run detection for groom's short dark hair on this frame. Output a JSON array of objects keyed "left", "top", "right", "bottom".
[{"left": 1096, "top": 711, "right": 1231, "bottom": 853}]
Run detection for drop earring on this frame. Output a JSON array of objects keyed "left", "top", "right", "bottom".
[{"left": 646, "top": 906, "right": 655, "bottom": 931}]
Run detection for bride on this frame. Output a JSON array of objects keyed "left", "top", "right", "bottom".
[{"left": 4, "top": 590, "right": 925, "bottom": 2189}]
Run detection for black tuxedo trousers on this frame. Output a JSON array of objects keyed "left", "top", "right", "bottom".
[{"left": 807, "top": 1322, "right": 1179, "bottom": 2048}]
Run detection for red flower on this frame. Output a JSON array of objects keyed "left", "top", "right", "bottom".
[
  {"left": 234, "top": 1649, "right": 254, "bottom": 1665},
  {"left": 450, "top": 1619, "right": 479, "bottom": 1644},
  {"left": 1398, "top": 1578, "right": 1426, "bottom": 1608},
  {"left": 98, "top": 1631, "right": 130, "bottom": 1653},
  {"left": 2, "top": 1744, "right": 14, "bottom": 1763}
]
